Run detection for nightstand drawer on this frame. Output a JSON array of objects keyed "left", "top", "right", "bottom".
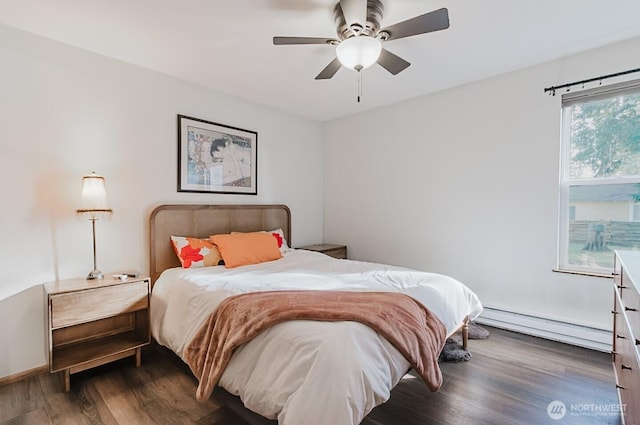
[{"left": 50, "top": 281, "right": 148, "bottom": 328}]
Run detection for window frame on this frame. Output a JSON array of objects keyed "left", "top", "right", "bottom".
[{"left": 557, "top": 79, "right": 640, "bottom": 275}]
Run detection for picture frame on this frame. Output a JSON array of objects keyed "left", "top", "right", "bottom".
[{"left": 177, "top": 114, "right": 257, "bottom": 195}]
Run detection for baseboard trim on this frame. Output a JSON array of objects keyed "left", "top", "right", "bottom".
[
  {"left": 475, "top": 307, "right": 612, "bottom": 352},
  {"left": 0, "top": 365, "right": 48, "bottom": 387}
]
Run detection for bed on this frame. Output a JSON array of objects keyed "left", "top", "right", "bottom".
[{"left": 149, "top": 204, "right": 482, "bottom": 425}]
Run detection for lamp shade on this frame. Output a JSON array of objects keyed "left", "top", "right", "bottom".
[
  {"left": 336, "top": 36, "right": 382, "bottom": 71},
  {"left": 76, "top": 172, "right": 112, "bottom": 215}
]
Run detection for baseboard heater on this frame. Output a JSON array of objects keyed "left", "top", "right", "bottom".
[{"left": 474, "top": 307, "right": 611, "bottom": 352}]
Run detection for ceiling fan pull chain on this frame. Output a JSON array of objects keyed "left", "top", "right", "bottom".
[{"left": 357, "top": 69, "right": 362, "bottom": 103}]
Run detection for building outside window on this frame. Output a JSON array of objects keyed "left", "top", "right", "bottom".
[{"left": 558, "top": 80, "right": 640, "bottom": 274}]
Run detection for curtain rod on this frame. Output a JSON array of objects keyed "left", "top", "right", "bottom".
[{"left": 544, "top": 66, "right": 640, "bottom": 96}]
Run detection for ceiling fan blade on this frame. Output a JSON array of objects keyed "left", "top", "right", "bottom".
[
  {"left": 339, "top": 0, "right": 367, "bottom": 28},
  {"left": 273, "top": 36, "right": 337, "bottom": 45},
  {"left": 315, "top": 58, "right": 342, "bottom": 80},
  {"left": 377, "top": 49, "right": 410, "bottom": 75},
  {"left": 381, "top": 8, "right": 449, "bottom": 41}
]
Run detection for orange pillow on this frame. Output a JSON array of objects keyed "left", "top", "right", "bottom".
[
  {"left": 232, "top": 229, "right": 289, "bottom": 254},
  {"left": 211, "top": 232, "right": 282, "bottom": 268},
  {"left": 170, "top": 236, "right": 223, "bottom": 268}
]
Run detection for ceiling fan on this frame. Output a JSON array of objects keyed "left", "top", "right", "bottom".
[{"left": 273, "top": 0, "right": 450, "bottom": 80}]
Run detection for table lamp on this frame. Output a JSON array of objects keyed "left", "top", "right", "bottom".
[{"left": 75, "top": 172, "right": 113, "bottom": 280}]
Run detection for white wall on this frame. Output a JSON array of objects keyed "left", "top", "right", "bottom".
[
  {"left": 0, "top": 24, "right": 324, "bottom": 379},
  {"left": 323, "top": 36, "right": 640, "bottom": 332}
]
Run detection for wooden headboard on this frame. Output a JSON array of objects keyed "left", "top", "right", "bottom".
[{"left": 149, "top": 204, "right": 291, "bottom": 284}]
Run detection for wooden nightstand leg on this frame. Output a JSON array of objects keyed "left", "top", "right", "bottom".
[
  {"left": 135, "top": 347, "right": 142, "bottom": 367},
  {"left": 63, "top": 369, "right": 71, "bottom": 392}
]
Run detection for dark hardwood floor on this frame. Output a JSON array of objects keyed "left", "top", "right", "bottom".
[{"left": 0, "top": 326, "right": 621, "bottom": 425}]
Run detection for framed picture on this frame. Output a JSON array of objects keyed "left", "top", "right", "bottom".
[{"left": 178, "top": 114, "right": 257, "bottom": 194}]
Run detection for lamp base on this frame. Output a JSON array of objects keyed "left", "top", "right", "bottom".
[{"left": 87, "top": 269, "right": 104, "bottom": 280}]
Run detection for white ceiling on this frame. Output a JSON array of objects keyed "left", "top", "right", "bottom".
[{"left": 1, "top": 0, "right": 640, "bottom": 121}]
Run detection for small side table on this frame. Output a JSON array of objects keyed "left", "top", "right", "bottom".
[
  {"left": 44, "top": 274, "right": 150, "bottom": 391},
  {"left": 298, "top": 244, "right": 347, "bottom": 259}
]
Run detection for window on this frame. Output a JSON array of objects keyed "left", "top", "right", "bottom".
[{"left": 558, "top": 80, "right": 640, "bottom": 274}]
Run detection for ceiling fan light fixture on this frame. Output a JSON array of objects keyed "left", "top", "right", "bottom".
[{"left": 336, "top": 36, "right": 382, "bottom": 71}]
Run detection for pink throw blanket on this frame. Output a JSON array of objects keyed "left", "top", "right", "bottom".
[{"left": 183, "top": 290, "right": 447, "bottom": 401}]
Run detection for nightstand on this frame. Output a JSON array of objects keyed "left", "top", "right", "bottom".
[
  {"left": 298, "top": 244, "right": 347, "bottom": 259},
  {"left": 44, "top": 274, "right": 150, "bottom": 391}
]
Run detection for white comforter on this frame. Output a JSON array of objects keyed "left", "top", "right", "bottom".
[{"left": 150, "top": 249, "right": 482, "bottom": 425}]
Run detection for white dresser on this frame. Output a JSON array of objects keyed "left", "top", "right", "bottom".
[{"left": 613, "top": 251, "right": 640, "bottom": 424}]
